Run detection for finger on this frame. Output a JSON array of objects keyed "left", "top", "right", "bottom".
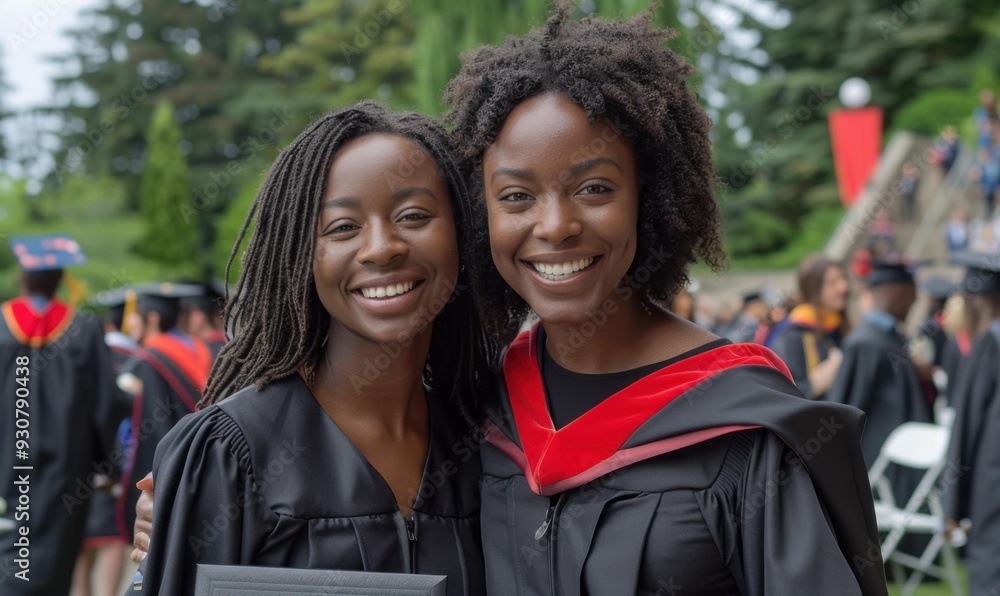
[
  {"left": 130, "top": 548, "right": 145, "bottom": 564},
  {"left": 134, "top": 530, "right": 150, "bottom": 553},
  {"left": 137, "top": 491, "right": 154, "bottom": 521},
  {"left": 136, "top": 472, "right": 154, "bottom": 491}
]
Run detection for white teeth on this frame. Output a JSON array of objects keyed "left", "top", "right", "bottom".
[
  {"left": 360, "top": 281, "right": 415, "bottom": 299},
  {"left": 531, "top": 257, "right": 594, "bottom": 280}
]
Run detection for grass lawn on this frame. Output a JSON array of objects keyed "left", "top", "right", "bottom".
[{"left": 885, "top": 562, "right": 966, "bottom": 595}]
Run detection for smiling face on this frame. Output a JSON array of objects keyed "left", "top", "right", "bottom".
[
  {"left": 481, "top": 93, "right": 640, "bottom": 325},
  {"left": 313, "top": 133, "right": 459, "bottom": 345}
]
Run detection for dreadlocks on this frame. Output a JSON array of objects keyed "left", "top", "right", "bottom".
[
  {"left": 444, "top": 1, "right": 726, "bottom": 345},
  {"left": 202, "top": 101, "right": 494, "bottom": 424}
]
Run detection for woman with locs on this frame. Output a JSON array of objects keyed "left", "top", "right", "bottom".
[
  {"left": 134, "top": 102, "right": 492, "bottom": 595},
  {"left": 134, "top": 4, "right": 887, "bottom": 595}
]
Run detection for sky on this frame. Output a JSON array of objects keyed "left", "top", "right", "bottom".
[
  {"left": 2, "top": 0, "right": 102, "bottom": 109},
  {"left": 1, "top": 0, "right": 103, "bottom": 182}
]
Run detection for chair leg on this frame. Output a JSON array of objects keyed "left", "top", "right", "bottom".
[{"left": 940, "top": 542, "right": 964, "bottom": 596}]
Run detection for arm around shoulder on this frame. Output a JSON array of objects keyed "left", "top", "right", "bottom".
[{"left": 140, "top": 407, "right": 275, "bottom": 596}]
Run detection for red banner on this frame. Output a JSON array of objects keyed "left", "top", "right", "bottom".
[{"left": 829, "top": 107, "right": 883, "bottom": 206}]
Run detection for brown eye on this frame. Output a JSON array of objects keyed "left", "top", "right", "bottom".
[{"left": 499, "top": 192, "right": 532, "bottom": 202}]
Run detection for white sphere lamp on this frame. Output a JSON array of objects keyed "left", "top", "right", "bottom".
[{"left": 839, "top": 78, "right": 871, "bottom": 109}]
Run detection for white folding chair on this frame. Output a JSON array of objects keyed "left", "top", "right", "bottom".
[{"left": 868, "top": 422, "right": 963, "bottom": 596}]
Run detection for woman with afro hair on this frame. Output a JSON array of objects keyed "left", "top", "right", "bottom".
[{"left": 445, "top": 2, "right": 887, "bottom": 594}]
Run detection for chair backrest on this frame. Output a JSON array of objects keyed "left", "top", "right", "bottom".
[{"left": 879, "top": 422, "right": 950, "bottom": 469}]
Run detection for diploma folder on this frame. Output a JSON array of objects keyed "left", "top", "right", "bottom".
[{"left": 194, "top": 564, "right": 447, "bottom": 595}]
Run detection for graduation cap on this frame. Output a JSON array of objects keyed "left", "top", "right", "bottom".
[
  {"left": 919, "top": 276, "right": 957, "bottom": 300},
  {"left": 89, "top": 287, "right": 140, "bottom": 332},
  {"left": 8, "top": 234, "right": 87, "bottom": 272},
  {"left": 866, "top": 258, "right": 919, "bottom": 287},
  {"left": 133, "top": 282, "right": 206, "bottom": 328},
  {"left": 949, "top": 251, "right": 1000, "bottom": 296},
  {"left": 178, "top": 280, "right": 229, "bottom": 317}
]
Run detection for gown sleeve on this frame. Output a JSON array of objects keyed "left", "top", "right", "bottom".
[
  {"left": 729, "top": 430, "right": 873, "bottom": 595},
  {"left": 79, "top": 317, "right": 130, "bottom": 462},
  {"left": 140, "top": 406, "right": 277, "bottom": 596},
  {"left": 772, "top": 328, "right": 815, "bottom": 398}
]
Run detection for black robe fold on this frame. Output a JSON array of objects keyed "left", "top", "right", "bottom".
[
  {"left": 943, "top": 329, "right": 1000, "bottom": 595},
  {"left": 480, "top": 324, "right": 888, "bottom": 595},
  {"left": 139, "top": 375, "right": 485, "bottom": 596},
  {"left": 824, "top": 319, "right": 933, "bottom": 466},
  {"left": 0, "top": 298, "right": 124, "bottom": 595}
]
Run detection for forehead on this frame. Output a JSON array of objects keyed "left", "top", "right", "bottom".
[
  {"left": 484, "top": 93, "right": 632, "bottom": 168},
  {"left": 326, "top": 133, "right": 446, "bottom": 195}
]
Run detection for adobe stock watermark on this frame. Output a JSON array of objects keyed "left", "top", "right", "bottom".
[
  {"left": 188, "top": 437, "right": 307, "bottom": 555},
  {"left": 181, "top": 107, "right": 293, "bottom": 222},
  {"left": 877, "top": 0, "right": 930, "bottom": 41},
  {"left": 349, "top": 278, "right": 467, "bottom": 394},
  {"left": 4, "top": 0, "right": 75, "bottom": 54},
  {"left": 55, "top": 66, "right": 175, "bottom": 181},
  {"left": 722, "top": 84, "right": 837, "bottom": 193},
  {"left": 341, "top": 0, "right": 408, "bottom": 63},
  {"left": 548, "top": 246, "right": 671, "bottom": 361}
]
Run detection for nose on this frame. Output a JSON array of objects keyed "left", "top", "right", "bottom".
[
  {"left": 532, "top": 195, "right": 582, "bottom": 245},
  {"left": 356, "top": 221, "right": 408, "bottom": 266}
]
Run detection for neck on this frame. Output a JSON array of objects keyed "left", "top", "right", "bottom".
[
  {"left": 541, "top": 292, "right": 671, "bottom": 374},
  {"left": 312, "top": 323, "right": 433, "bottom": 437}
]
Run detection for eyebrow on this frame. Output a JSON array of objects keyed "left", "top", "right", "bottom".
[
  {"left": 489, "top": 157, "right": 622, "bottom": 184},
  {"left": 321, "top": 187, "right": 438, "bottom": 210}
]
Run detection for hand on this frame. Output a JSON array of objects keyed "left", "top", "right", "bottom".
[
  {"left": 809, "top": 348, "right": 843, "bottom": 397},
  {"left": 130, "top": 473, "right": 155, "bottom": 564}
]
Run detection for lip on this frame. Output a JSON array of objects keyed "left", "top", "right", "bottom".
[
  {"left": 350, "top": 279, "right": 427, "bottom": 315},
  {"left": 520, "top": 255, "right": 602, "bottom": 291}
]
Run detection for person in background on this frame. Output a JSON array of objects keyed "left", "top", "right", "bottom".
[
  {"left": 181, "top": 281, "right": 227, "bottom": 360},
  {"left": 899, "top": 162, "right": 920, "bottom": 222},
  {"left": 117, "top": 283, "right": 211, "bottom": 548},
  {"left": 0, "top": 235, "right": 125, "bottom": 596},
  {"left": 973, "top": 146, "right": 1000, "bottom": 218},
  {"left": 940, "top": 293, "right": 975, "bottom": 397},
  {"left": 771, "top": 254, "right": 849, "bottom": 400},
  {"left": 825, "top": 260, "right": 933, "bottom": 464},
  {"left": 973, "top": 89, "right": 997, "bottom": 150},
  {"left": 935, "top": 125, "right": 961, "bottom": 174},
  {"left": 943, "top": 251, "right": 1000, "bottom": 595},
  {"left": 72, "top": 287, "right": 139, "bottom": 596},
  {"left": 726, "top": 290, "right": 767, "bottom": 343},
  {"left": 947, "top": 208, "right": 969, "bottom": 252}
]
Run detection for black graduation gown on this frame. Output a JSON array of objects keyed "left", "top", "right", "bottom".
[
  {"left": 0, "top": 297, "right": 124, "bottom": 595},
  {"left": 118, "top": 334, "right": 209, "bottom": 543},
  {"left": 83, "top": 340, "right": 136, "bottom": 546},
  {"left": 480, "top": 325, "right": 887, "bottom": 595},
  {"left": 771, "top": 322, "right": 839, "bottom": 399},
  {"left": 942, "top": 328, "right": 1000, "bottom": 595},
  {"left": 824, "top": 318, "right": 933, "bottom": 466},
  {"left": 139, "top": 374, "right": 485, "bottom": 596}
]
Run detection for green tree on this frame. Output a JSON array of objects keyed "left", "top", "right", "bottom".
[
  {"left": 136, "top": 102, "right": 197, "bottom": 269},
  {"left": 213, "top": 179, "right": 258, "bottom": 282}
]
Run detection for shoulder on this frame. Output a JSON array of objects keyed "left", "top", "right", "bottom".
[{"left": 155, "top": 405, "right": 252, "bottom": 475}]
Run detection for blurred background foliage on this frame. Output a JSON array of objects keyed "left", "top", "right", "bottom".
[{"left": 1, "top": 0, "right": 999, "bottom": 299}]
